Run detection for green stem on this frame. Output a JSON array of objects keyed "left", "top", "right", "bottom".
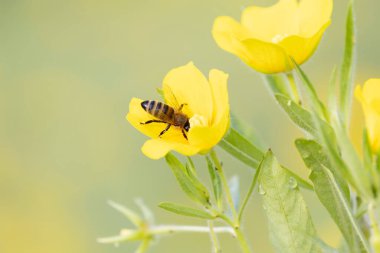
[
  {"left": 209, "top": 150, "right": 253, "bottom": 253},
  {"left": 234, "top": 227, "right": 252, "bottom": 253},
  {"left": 208, "top": 221, "right": 221, "bottom": 253},
  {"left": 210, "top": 149, "right": 238, "bottom": 223},
  {"left": 286, "top": 72, "right": 301, "bottom": 104}
]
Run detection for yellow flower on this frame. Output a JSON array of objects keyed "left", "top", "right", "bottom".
[
  {"left": 355, "top": 79, "right": 380, "bottom": 153},
  {"left": 126, "top": 62, "right": 230, "bottom": 159},
  {"left": 212, "top": 0, "right": 333, "bottom": 74}
]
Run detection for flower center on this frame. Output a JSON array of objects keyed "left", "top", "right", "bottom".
[{"left": 189, "top": 114, "right": 208, "bottom": 128}]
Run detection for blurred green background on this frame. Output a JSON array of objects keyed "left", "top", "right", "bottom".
[{"left": 1, "top": 0, "right": 380, "bottom": 252}]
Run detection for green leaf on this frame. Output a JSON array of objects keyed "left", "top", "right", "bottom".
[
  {"left": 332, "top": 120, "right": 370, "bottom": 198},
  {"left": 220, "top": 127, "right": 314, "bottom": 190},
  {"left": 219, "top": 128, "right": 263, "bottom": 169},
  {"left": 327, "top": 65, "right": 339, "bottom": 115},
  {"left": 165, "top": 153, "right": 211, "bottom": 207},
  {"left": 296, "top": 139, "right": 370, "bottom": 253},
  {"left": 135, "top": 199, "right": 155, "bottom": 225},
  {"left": 292, "top": 60, "right": 329, "bottom": 121},
  {"left": 238, "top": 156, "right": 263, "bottom": 222},
  {"left": 108, "top": 200, "right": 143, "bottom": 227},
  {"left": 206, "top": 156, "right": 223, "bottom": 209},
  {"left": 259, "top": 151, "right": 322, "bottom": 253},
  {"left": 275, "top": 94, "right": 318, "bottom": 136},
  {"left": 158, "top": 202, "right": 216, "bottom": 220},
  {"left": 339, "top": 0, "right": 356, "bottom": 125},
  {"left": 295, "top": 139, "right": 349, "bottom": 201},
  {"left": 185, "top": 158, "right": 211, "bottom": 200}
]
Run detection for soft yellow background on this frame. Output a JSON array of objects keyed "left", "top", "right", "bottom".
[{"left": 1, "top": 0, "right": 379, "bottom": 252}]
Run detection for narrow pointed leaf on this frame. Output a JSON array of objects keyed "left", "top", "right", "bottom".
[
  {"left": 185, "top": 159, "right": 211, "bottom": 199},
  {"left": 220, "top": 127, "right": 313, "bottom": 190},
  {"left": 292, "top": 60, "right": 329, "bottom": 121},
  {"left": 158, "top": 202, "right": 216, "bottom": 220},
  {"left": 219, "top": 128, "right": 263, "bottom": 169},
  {"left": 259, "top": 151, "right": 322, "bottom": 253},
  {"left": 238, "top": 156, "right": 263, "bottom": 222},
  {"left": 339, "top": 0, "right": 356, "bottom": 125},
  {"left": 328, "top": 66, "right": 339, "bottom": 115},
  {"left": 108, "top": 200, "right": 143, "bottom": 227},
  {"left": 165, "top": 153, "right": 211, "bottom": 207},
  {"left": 135, "top": 199, "right": 155, "bottom": 225},
  {"left": 275, "top": 94, "right": 317, "bottom": 136},
  {"left": 206, "top": 156, "right": 222, "bottom": 208},
  {"left": 296, "top": 139, "right": 370, "bottom": 253}
]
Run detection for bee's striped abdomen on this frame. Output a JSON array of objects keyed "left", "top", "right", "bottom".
[{"left": 141, "top": 100, "right": 174, "bottom": 121}]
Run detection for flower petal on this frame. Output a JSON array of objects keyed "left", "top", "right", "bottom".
[
  {"left": 126, "top": 98, "right": 187, "bottom": 143},
  {"left": 299, "top": 0, "right": 333, "bottom": 36},
  {"left": 141, "top": 139, "right": 200, "bottom": 160},
  {"left": 162, "top": 62, "right": 213, "bottom": 123},
  {"left": 212, "top": 16, "right": 252, "bottom": 63},
  {"left": 240, "top": 38, "right": 291, "bottom": 74},
  {"left": 361, "top": 79, "right": 380, "bottom": 105},
  {"left": 208, "top": 69, "right": 229, "bottom": 125},
  {"left": 278, "top": 21, "right": 331, "bottom": 65},
  {"left": 188, "top": 109, "right": 230, "bottom": 152},
  {"left": 355, "top": 80, "right": 380, "bottom": 152},
  {"left": 241, "top": 0, "right": 299, "bottom": 42}
]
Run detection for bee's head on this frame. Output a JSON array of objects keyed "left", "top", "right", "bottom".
[{"left": 184, "top": 120, "right": 190, "bottom": 132}]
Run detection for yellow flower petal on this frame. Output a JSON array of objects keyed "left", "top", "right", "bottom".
[
  {"left": 241, "top": 38, "right": 291, "bottom": 74},
  {"left": 162, "top": 62, "right": 213, "bottom": 122},
  {"left": 188, "top": 109, "right": 230, "bottom": 152},
  {"left": 241, "top": 0, "right": 299, "bottom": 42},
  {"left": 141, "top": 139, "right": 200, "bottom": 160},
  {"left": 213, "top": 0, "right": 332, "bottom": 74},
  {"left": 361, "top": 79, "right": 380, "bottom": 105},
  {"left": 278, "top": 21, "right": 331, "bottom": 65},
  {"left": 299, "top": 0, "right": 333, "bottom": 36},
  {"left": 355, "top": 79, "right": 380, "bottom": 153},
  {"left": 212, "top": 16, "right": 252, "bottom": 63},
  {"left": 208, "top": 69, "right": 229, "bottom": 124}
]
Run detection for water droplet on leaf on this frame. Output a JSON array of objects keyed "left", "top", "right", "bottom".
[
  {"left": 287, "top": 100, "right": 292, "bottom": 106},
  {"left": 288, "top": 177, "right": 298, "bottom": 189},
  {"left": 258, "top": 184, "right": 266, "bottom": 195}
]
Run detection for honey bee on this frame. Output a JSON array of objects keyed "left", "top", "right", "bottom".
[{"left": 140, "top": 100, "right": 190, "bottom": 140}]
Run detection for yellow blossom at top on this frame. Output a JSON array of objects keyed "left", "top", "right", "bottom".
[
  {"left": 355, "top": 79, "right": 380, "bottom": 153},
  {"left": 126, "top": 62, "right": 230, "bottom": 159},
  {"left": 212, "top": 0, "right": 333, "bottom": 74}
]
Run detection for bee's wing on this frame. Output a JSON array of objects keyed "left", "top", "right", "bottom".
[{"left": 163, "top": 85, "right": 181, "bottom": 110}]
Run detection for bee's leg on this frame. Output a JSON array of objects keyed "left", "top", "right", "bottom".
[
  {"left": 140, "top": 120, "right": 166, "bottom": 125},
  {"left": 178, "top": 103, "right": 188, "bottom": 112},
  {"left": 159, "top": 124, "right": 171, "bottom": 137},
  {"left": 181, "top": 129, "right": 188, "bottom": 140}
]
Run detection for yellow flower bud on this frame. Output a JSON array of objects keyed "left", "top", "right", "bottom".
[
  {"left": 126, "top": 62, "right": 230, "bottom": 159},
  {"left": 212, "top": 0, "right": 333, "bottom": 74},
  {"left": 355, "top": 79, "right": 380, "bottom": 153}
]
